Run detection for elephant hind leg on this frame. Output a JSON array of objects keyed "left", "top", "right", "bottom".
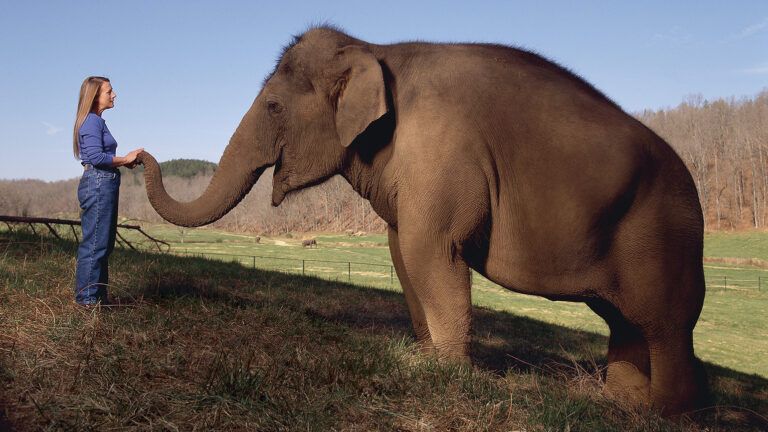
[
  {"left": 587, "top": 299, "right": 651, "bottom": 406},
  {"left": 610, "top": 224, "right": 708, "bottom": 414},
  {"left": 608, "top": 267, "right": 707, "bottom": 415}
]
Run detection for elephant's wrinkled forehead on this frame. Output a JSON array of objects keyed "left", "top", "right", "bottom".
[
  {"left": 265, "top": 53, "right": 314, "bottom": 93},
  {"left": 263, "top": 38, "right": 313, "bottom": 88},
  {"left": 266, "top": 27, "right": 358, "bottom": 84}
]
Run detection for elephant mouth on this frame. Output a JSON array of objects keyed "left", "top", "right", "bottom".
[
  {"left": 270, "top": 147, "right": 288, "bottom": 206},
  {"left": 272, "top": 146, "right": 286, "bottom": 182},
  {"left": 273, "top": 147, "right": 283, "bottom": 173}
]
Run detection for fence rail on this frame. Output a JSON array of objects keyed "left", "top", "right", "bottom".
[{"left": 0, "top": 215, "right": 169, "bottom": 252}]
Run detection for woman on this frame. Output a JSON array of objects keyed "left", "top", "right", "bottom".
[{"left": 73, "top": 76, "right": 143, "bottom": 306}]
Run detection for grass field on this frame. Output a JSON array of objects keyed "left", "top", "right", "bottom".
[
  {"left": 703, "top": 231, "right": 768, "bottom": 261},
  {"left": 118, "top": 224, "right": 768, "bottom": 378},
  {"left": 1, "top": 229, "right": 767, "bottom": 431}
]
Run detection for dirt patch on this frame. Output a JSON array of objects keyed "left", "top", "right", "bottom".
[
  {"left": 704, "top": 256, "right": 768, "bottom": 269},
  {"left": 324, "top": 241, "right": 387, "bottom": 248},
  {"left": 352, "top": 271, "right": 389, "bottom": 278}
]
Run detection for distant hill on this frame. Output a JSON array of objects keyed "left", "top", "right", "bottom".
[{"left": 133, "top": 158, "right": 217, "bottom": 178}]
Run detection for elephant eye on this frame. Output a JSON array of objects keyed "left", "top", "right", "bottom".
[{"left": 267, "top": 101, "right": 283, "bottom": 114}]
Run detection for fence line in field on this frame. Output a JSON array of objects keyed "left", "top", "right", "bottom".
[
  {"left": 172, "top": 249, "right": 768, "bottom": 294},
  {"left": 3, "top": 222, "right": 766, "bottom": 294},
  {"left": 171, "top": 249, "right": 399, "bottom": 287}
]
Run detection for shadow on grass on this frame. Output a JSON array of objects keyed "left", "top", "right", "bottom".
[
  {"left": 4, "top": 231, "right": 767, "bottom": 429},
  {"left": 125, "top": 248, "right": 768, "bottom": 426}
]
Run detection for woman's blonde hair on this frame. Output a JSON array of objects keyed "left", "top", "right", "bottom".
[{"left": 72, "top": 76, "right": 110, "bottom": 159}]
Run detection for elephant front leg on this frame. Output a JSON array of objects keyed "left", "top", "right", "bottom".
[
  {"left": 396, "top": 228, "right": 473, "bottom": 361},
  {"left": 388, "top": 227, "right": 434, "bottom": 353}
]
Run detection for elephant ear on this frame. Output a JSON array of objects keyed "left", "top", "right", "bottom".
[{"left": 333, "top": 46, "right": 387, "bottom": 147}]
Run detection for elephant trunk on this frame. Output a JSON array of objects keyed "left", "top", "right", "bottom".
[{"left": 137, "top": 104, "right": 271, "bottom": 227}]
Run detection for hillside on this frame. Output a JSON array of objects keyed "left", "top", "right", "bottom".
[{"left": 1, "top": 230, "right": 766, "bottom": 431}]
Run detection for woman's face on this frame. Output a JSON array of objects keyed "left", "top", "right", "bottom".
[{"left": 95, "top": 81, "right": 116, "bottom": 112}]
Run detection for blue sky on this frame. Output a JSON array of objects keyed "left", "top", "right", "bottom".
[{"left": 1, "top": 1, "right": 766, "bottom": 181}]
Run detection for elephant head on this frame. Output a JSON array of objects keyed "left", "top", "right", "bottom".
[{"left": 139, "top": 28, "right": 388, "bottom": 227}]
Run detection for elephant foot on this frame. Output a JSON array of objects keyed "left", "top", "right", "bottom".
[
  {"left": 431, "top": 338, "right": 471, "bottom": 364},
  {"left": 414, "top": 337, "right": 436, "bottom": 355},
  {"left": 603, "top": 361, "right": 651, "bottom": 408},
  {"left": 411, "top": 338, "right": 471, "bottom": 367},
  {"left": 648, "top": 355, "right": 709, "bottom": 417},
  {"left": 604, "top": 352, "right": 708, "bottom": 417}
]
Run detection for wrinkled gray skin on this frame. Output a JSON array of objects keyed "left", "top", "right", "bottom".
[{"left": 138, "top": 27, "right": 707, "bottom": 415}]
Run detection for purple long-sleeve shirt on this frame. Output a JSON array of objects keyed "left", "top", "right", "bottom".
[{"left": 78, "top": 113, "right": 116, "bottom": 168}]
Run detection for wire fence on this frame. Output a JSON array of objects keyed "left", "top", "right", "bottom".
[
  {"left": 170, "top": 249, "right": 768, "bottom": 295},
  {"left": 171, "top": 250, "right": 400, "bottom": 289},
  {"left": 704, "top": 273, "right": 768, "bottom": 293}
]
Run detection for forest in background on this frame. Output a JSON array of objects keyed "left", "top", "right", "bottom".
[
  {"left": 1, "top": 90, "right": 767, "bottom": 234},
  {"left": 637, "top": 90, "right": 768, "bottom": 230}
]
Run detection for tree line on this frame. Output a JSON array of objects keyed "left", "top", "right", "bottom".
[
  {"left": 637, "top": 90, "right": 768, "bottom": 229},
  {"left": 1, "top": 90, "right": 766, "bottom": 233}
]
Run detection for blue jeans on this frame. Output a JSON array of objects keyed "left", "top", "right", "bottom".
[{"left": 74, "top": 167, "right": 120, "bottom": 304}]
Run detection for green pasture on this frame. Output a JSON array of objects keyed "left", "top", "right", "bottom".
[
  {"left": 116, "top": 224, "right": 768, "bottom": 378},
  {"left": 703, "top": 230, "right": 768, "bottom": 261}
]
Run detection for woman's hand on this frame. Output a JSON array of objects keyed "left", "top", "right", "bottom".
[
  {"left": 122, "top": 148, "right": 144, "bottom": 169},
  {"left": 111, "top": 148, "right": 144, "bottom": 168},
  {"left": 125, "top": 148, "right": 144, "bottom": 163}
]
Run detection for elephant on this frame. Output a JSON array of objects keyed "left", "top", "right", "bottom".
[
  {"left": 302, "top": 238, "right": 317, "bottom": 248},
  {"left": 137, "top": 26, "right": 707, "bottom": 415}
]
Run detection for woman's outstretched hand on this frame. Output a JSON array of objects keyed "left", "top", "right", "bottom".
[{"left": 122, "top": 148, "right": 144, "bottom": 169}]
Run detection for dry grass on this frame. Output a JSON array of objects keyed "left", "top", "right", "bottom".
[{"left": 1, "top": 231, "right": 766, "bottom": 431}]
